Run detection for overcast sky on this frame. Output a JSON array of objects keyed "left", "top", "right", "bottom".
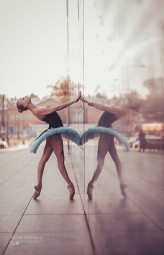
[{"left": 0, "top": 0, "right": 164, "bottom": 99}]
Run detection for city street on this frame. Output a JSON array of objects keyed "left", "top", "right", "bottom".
[{"left": 0, "top": 142, "right": 164, "bottom": 255}]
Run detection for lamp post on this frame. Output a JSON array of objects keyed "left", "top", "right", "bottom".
[
  {"left": 120, "top": 64, "right": 145, "bottom": 137},
  {"left": 1, "top": 95, "right": 5, "bottom": 137},
  {"left": 0, "top": 95, "right": 9, "bottom": 144},
  {"left": 125, "top": 64, "right": 145, "bottom": 94},
  {"left": 6, "top": 98, "right": 9, "bottom": 145}
]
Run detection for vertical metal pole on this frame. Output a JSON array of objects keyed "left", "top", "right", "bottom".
[
  {"left": 1, "top": 95, "right": 5, "bottom": 129},
  {"left": 66, "top": 0, "right": 70, "bottom": 153},
  {"left": 82, "top": 0, "right": 86, "bottom": 198},
  {"left": 161, "top": 38, "right": 164, "bottom": 89},
  {"left": 6, "top": 99, "right": 9, "bottom": 144},
  {"left": 1, "top": 95, "right": 5, "bottom": 141},
  {"left": 161, "top": 38, "right": 164, "bottom": 137}
]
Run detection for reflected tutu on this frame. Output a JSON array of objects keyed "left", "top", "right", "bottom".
[
  {"left": 30, "top": 127, "right": 81, "bottom": 153},
  {"left": 30, "top": 126, "right": 129, "bottom": 154},
  {"left": 80, "top": 127, "right": 129, "bottom": 151}
]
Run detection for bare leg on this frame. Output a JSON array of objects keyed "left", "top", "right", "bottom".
[
  {"left": 37, "top": 140, "right": 53, "bottom": 186},
  {"left": 33, "top": 140, "right": 53, "bottom": 199},
  {"left": 87, "top": 135, "right": 108, "bottom": 199},
  {"left": 48, "top": 134, "right": 75, "bottom": 199},
  {"left": 108, "top": 141, "right": 127, "bottom": 197}
]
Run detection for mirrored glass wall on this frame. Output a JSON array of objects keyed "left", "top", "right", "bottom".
[{"left": 67, "top": 0, "right": 164, "bottom": 214}]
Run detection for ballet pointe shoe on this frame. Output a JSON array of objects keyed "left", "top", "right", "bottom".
[
  {"left": 87, "top": 184, "right": 94, "bottom": 200},
  {"left": 120, "top": 183, "right": 127, "bottom": 197},
  {"left": 67, "top": 184, "right": 75, "bottom": 200},
  {"left": 33, "top": 185, "right": 42, "bottom": 199}
]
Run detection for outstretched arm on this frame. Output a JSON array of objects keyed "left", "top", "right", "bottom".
[
  {"left": 81, "top": 96, "right": 129, "bottom": 118},
  {"left": 35, "top": 91, "right": 81, "bottom": 119}
]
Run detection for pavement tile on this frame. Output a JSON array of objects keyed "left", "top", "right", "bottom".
[
  {"left": 0, "top": 233, "right": 12, "bottom": 255},
  {"left": 128, "top": 191, "right": 164, "bottom": 214},
  {"left": 16, "top": 214, "right": 88, "bottom": 233},
  {"left": 83, "top": 195, "right": 141, "bottom": 214},
  {"left": 87, "top": 213, "right": 158, "bottom": 232},
  {"left": 146, "top": 212, "right": 164, "bottom": 230},
  {"left": 0, "top": 195, "right": 31, "bottom": 215},
  {"left": 1, "top": 145, "right": 164, "bottom": 255},
  {"left": 25, "top": 195, "right": 84, "bottom": 215},
  {"left": 0, "top": 215, "right": 22, "bottom": 232},
  {"left": 92, "top": 230, "right": 164, "bottom": 255},
  {"left": 5, "top": 232, "right": 93, "bottom": 255}
]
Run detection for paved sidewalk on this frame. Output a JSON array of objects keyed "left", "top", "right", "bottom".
[
  {"left": 0, "top": 144, "right": 93, "bottom": 255},
  {"left": 0, "top": 143, "right": 164, "bottom": 255}
]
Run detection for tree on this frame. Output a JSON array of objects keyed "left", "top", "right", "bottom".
[
  {"left": 142, "top": 77, "right": 164, "bottom": 122},
  {"left": 143, "top": 77, "right": 164, "bottom": 96},
  {"left": 115, "top": 90, "right": 142, "bottom": 106},
  {"left": 29, "top": 93, "right": 40, "bottom": 99},
  {"left": 95, "top": 92, "right": 108, "bottom": 99},
  {"left": 47, "top": 77, "right": 79, "bottom": 103}
]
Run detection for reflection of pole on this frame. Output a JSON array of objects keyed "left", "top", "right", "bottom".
[
  {"left": 125, "top": 65, "right": 145, "bottom": 137},
  {"left": 1, "top": 95, "right": 5, "bottom": 129},
  {"left": 1, "top": 95, "right": 6, "bottom": 141},
  {"left": 66, "top": 0, "right": 69, "bottom": 126},
  {"left": 126, "top": 64, "right": 145, "bottom": 94},
  {"left": 161, "top": 38, "right": 164, "bottom": 126},
  {"left": 17, "top": 114, "right": 20, "bottom": 140},
  {"left": 6, "top": 100, "right": 9, "bottom": 144},
  {"left": 66, "top": 0, "right": 69, "bottom": 77},
  {"left": 66, "top": 0, "right": 70, "bottom": 153},
  {"left": 161, "top": 38, "right": 164, "bottom": 88}
]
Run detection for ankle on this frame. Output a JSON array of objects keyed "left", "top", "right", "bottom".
[
  {"left": 36, "top": 184, "right": 42, "bottom": 189},
  {"left": 67, "top": 182, "right": 74, "bottom": 187},
  {"left": 88, "top": 182, "right": 94, "bottom": 187}
]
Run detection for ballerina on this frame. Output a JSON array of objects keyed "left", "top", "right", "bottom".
[
  {"left": 81, "top": 96, "right": 140, "bottom": 199},
  {"left": 16, "top": 92, "right": 81, "bottom": 200}
]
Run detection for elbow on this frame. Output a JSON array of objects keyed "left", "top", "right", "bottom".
[{"left": 88, "top": 102, "right": 93, "bottom": 106}]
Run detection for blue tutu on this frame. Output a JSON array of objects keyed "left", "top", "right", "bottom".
[
  {"left": 80, "top": 127, "right": 129, "bottom": 151},
  {"left": 30, "top": 126, "right": 129, "bottom": 154},
  {"left": 30, "top": 127, "right": 81, "bottom": 153}
]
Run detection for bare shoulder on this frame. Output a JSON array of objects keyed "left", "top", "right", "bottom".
[{"left": 34, "top": 107, "right": 48, "bottom": 120}]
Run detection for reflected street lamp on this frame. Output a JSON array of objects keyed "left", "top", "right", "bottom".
[{"left": 124, "top": 64, "right": 146, "bottom": 94}]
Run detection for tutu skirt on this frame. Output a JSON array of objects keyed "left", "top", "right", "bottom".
[
  {"left": 30, "top": 126, "right": 129, "bottom": 154},
  {"left": 80, "top": 127, "right": 129, "bottom": 151},
  {"left": 30, "top": 127, "right": 81, "bottom": 153}
]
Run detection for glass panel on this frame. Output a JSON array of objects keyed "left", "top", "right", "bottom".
[
  {"left": 68, "top": 0, "right": 164, "bottom": 217},
  {"left": 67, "top": 0, "right": 85, "bottom": 195}
]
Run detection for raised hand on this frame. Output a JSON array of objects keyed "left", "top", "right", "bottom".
[{"left": 74, "top": 91, "right": 81, "bottom": 103}]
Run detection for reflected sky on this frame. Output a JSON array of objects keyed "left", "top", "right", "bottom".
[{"left": 83, "top": 0, "right": 164, "bottom": 97}]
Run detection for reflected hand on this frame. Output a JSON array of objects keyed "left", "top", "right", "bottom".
[{"left": 81, "top": 95, "right": 88, "bottom": 104}]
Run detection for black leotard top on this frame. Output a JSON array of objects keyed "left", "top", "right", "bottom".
[
  {"left": 98, "top": 112, "right": 118, "bottom": 128},
  {"left": 42, "top": 111, "right": 63, "bottom": 129}
]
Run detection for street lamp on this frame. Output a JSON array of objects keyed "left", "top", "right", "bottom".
[
  {"left": 124, "top": 64, "right": 146, "bottom": 94},
  {"left": 0, "top": 95, "right": 9, "bottom": 144},
  {"left": 120, "top": 64, "right": 146, "bottom": 137}
]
